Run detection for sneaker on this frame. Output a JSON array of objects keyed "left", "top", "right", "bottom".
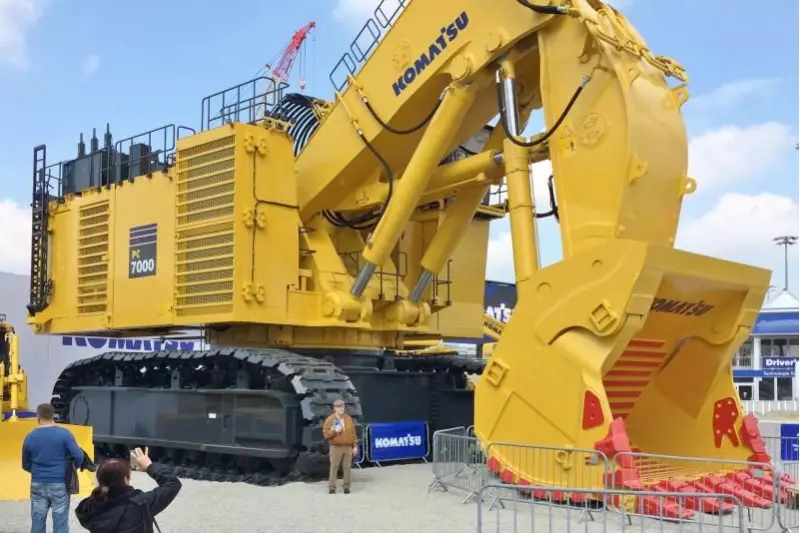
[
  {"left": 344, "top": 488, "right": 350, "bottom": 494},
  {"left": 329, "top": 488, "right": 336, "bottom": 494}
]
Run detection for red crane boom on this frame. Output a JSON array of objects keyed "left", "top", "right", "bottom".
[{"left": 266, "top": 21, "right": 316, "bottom": 89}]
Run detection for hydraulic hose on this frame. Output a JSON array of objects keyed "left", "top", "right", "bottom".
[
  {"left": 515, "top": 0, "right": 569, "bottom": 15},
  {"left": 496, "top": 71, "right": 590, "bottom": 148},
  {"left": 362, "top": 93, "right": 444, "bottom": 135},
  {"left": 535, "top": 175, "right": 559, "bottom": 221},
  {"left": 322, "top": 131, "right": 395, "bottom": 231}
]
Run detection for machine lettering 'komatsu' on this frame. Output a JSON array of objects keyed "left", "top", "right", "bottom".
[{"left": 24, "top": 0, "right": 793, "bottom": 510}]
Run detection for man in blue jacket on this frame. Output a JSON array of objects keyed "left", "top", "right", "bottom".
[{"left": 22, "top": 403, "right": 85, "bottom": 533}]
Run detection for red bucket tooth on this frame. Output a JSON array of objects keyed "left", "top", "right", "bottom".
[
  {"left": 695, "top": 475, "right": 772, "bottom": 508},
  {"left": 517, "top": 477, "right": 532, "bottom": 496},
  {"left": 637, "top": 495, "right": 695, "bottom": 520},
  {"left": 532, "top": 486, "right": 548, "bottom": 500},
  {"left": 727, "top": 471, "right": 777, "bottom": 502}
]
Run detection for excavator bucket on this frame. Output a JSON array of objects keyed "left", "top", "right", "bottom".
[
  {"left": 0, "top": 419, "right": 95, "bottom": 501},
  {"left": 475, "top": 239, "right": 792, "bottom": 513}
]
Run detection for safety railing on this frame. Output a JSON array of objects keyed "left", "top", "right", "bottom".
[
  {"left": 476, "top": 483, "right": 747, "bottom": 533},
  {"left": 777, "top": 459, "right": 799, "bottom": 531},
  {"left": 483, "top": 441, "right": 610, "bottom": 501},
  {"left": 742, "top": 400, "right": 800, "bottom": 417},
  {"left": 764, "top": 435, "right": 800, "bottom": 465},
  {"left": 428, "top": 427, "right": 489, "bottom": 503},
  {"left": 431, "top": 426, "right": 798, "bottom": 530},
  {"left": 329, "top": 0, "right": 409, "bottom": 91},
  {"left": 611, "top": 451, "right": 779, "bottom": 531}
]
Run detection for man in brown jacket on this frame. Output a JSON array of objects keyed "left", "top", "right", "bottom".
[{"left": 322, "top": 398, "right": 358, "bottom": 494}]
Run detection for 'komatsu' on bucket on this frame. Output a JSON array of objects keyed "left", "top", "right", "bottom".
[{"left": 474, "top": 0, "right": 792, "bottom": 517}]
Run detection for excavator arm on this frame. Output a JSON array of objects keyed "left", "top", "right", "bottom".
[{"left": 294, "top": 0, "right": 779, "bottom": 500}]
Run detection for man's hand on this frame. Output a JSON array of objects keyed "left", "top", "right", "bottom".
[{"left": 352, "top": 445, "right": 358, "bottom": 456}]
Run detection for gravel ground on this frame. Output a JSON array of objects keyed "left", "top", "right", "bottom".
[
  {"left": 1, "top": 463, "right": 793, "bottom": 533},
  {"left": 1, "top": 463, "right": 482, "bottom": 533}
]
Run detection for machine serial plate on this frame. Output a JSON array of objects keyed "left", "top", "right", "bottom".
[{"left": 128, "top": 223, "right": 158, "bottom": 278}]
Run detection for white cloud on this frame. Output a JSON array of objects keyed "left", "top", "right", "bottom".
[
  {"left": 486, "top": 228, "right": 514, "bottom": 283},
  {"left": 688, "top": 122, "right": 795, "bottom": 191},
  {"left": 676, "top": 193, "right": 799, "bottom": 277},
  {"left": 333, "top": 0, "right": 376, "bottom": 23},
  {"left": 82, "top": 53, "right": 99, "bottom": 78},
  {"left": 0, "top": 0, "right": 45, "bottom": 70},
  {"left": 608, "top": 0, "right": 635, "bottom": 9},
  {"left": 0, "top": 198, "right": 31, "bottom": 275},
  {"left": 688, "top": 78, "right": 779, "bottom": 113},
  {"left": 487, "top": 192, "right": 800, "bottom": 289}
]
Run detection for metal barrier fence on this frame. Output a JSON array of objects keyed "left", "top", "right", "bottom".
[
  {"left": 742, "top": 400, "right": 800, "bottom": 417},
  {"left": 477, "top": 483, "right": 747, "bottom": 533},
  {"left": 611, "top": 451, "right": 778, "bottom": 531},
  {"left": 483, "top": 441, "right": 610, "bottom": 499},
  {"left": 428, "top": 427, "right": 489, "bottom": 503},
  {"left": 764, "top": 436, "right": 800, "bottom": 465},
  {"left": 429, "top": 426, "right": 799, "bottom": 531},
  {"left": 777, "top": 459, "right": 799, "bottom": 532}
]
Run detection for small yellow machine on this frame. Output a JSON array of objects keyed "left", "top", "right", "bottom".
[{"left": 0, "top": 315, "right": 94, "bottom": 501}]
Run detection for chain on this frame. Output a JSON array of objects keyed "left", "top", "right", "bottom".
[{"left": 568, "top": 4, "right": 689, "bottom": 83}]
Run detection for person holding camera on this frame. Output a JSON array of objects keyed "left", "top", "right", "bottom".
[
  {"left": 74, "top": 447, "right": 181, "bottom": 533},
  {"left": 322, "top": 398, "right": 359, "bottom": 494}
]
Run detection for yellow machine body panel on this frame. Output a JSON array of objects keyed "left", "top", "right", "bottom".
[
  {"left": 0, "top": 318, "right": 95, "bottom": 501},
  {"left": 29, "top": 119, "right": 493, "bottom": 347},
  {"left": 0, "top": 420, "right": 95, "bottom": 501}
]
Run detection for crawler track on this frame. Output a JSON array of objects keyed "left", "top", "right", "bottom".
[{"left": 51, "top": 347, "right": 486, "bottom": 486}]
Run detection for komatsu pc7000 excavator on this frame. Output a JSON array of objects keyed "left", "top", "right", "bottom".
[{"left": 23, "top": 0, "right": 789, "bottom": 501}]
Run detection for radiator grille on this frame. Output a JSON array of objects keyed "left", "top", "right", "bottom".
[
  {"left": 77, "top": 201, "right": 110, "bottom": 315},
  {"left": 174, "top": 135, "right": 236, "bottom": 316}
]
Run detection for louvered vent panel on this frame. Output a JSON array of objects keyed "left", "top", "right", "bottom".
[
  {"left": 77, "top": 201, "right": 110, "bottom": 315},
  {"left": 174, "top": 135, "right": 236, "bottom": 316}
]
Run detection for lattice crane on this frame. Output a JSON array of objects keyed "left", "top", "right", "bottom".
[{"left": 266, "top": 21, "right": 316, "bottom": 90}]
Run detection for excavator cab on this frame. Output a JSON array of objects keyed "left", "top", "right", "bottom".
[{"left": 0, "top": 314, "right": 95, "bottom": 501}]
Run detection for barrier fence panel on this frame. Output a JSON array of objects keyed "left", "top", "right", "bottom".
[
  {"left": 476, "top": 483, "right": 747, "bottom": 533},
  {"left": 611, "top": 451, "right": 782, "bottom": 531},
  {"left": 483, "top": 442, "right": 610, "bottom": 502},
  {"left": 777, "top": 459, "right": 799, "bottom": 532},
  {"left": 365, "top": 420, "right": 429, "bottom": 465},
  {"left": 429, "top": 427, "right": 489, "bottom": 503}
]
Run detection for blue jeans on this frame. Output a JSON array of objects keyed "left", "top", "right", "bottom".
[{"left": 30, "top": 482, "right": 70, "bottom": 533}]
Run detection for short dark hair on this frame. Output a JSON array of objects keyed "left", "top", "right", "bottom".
[{"left": 36, "top": 403, "right": 55, "bottom": 420}]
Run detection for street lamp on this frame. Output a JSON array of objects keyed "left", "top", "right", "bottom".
[{"left": 773, "top": 236, "right": 798, "bottom": 291}]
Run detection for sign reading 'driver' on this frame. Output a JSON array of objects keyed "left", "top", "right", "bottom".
[{"left": 761, "top": 356, "right": 798, "bottom": 378}]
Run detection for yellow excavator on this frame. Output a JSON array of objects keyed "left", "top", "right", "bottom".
[
  {"left": 22, "top": 0, "right": 790, "bottom": 512},
  {"left": 0, "top": 315, "right": 94, "bottom": 500}
]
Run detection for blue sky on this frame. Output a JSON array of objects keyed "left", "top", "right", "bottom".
[{"left": 0, "top": 0, "right": 797, "bottom": 300}]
